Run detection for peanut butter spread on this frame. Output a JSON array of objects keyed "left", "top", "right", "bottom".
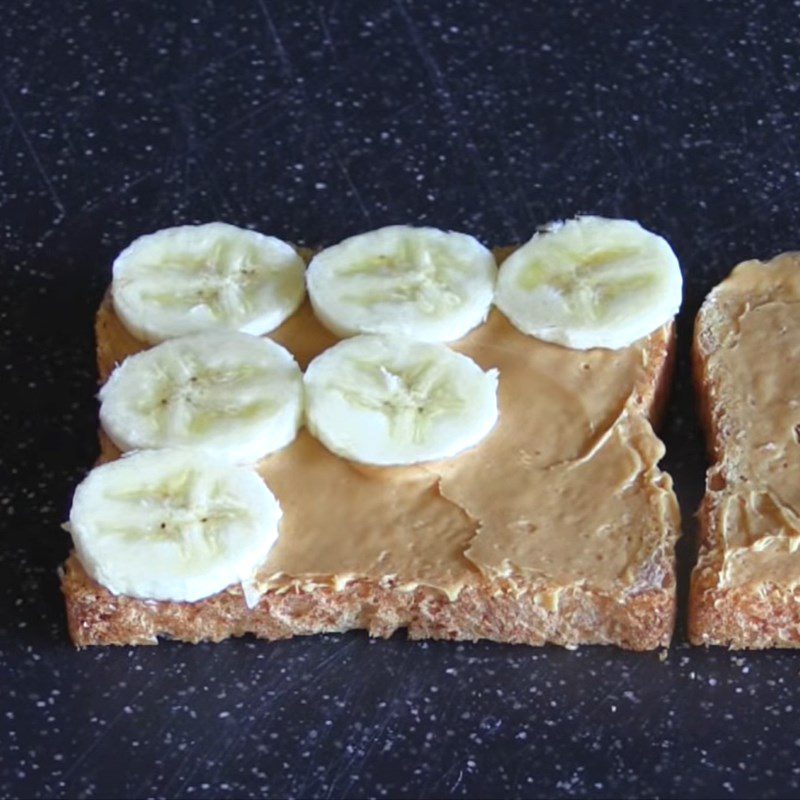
[
  {"left": 700, "top": 255, "right": 800, "bottom": 588},
  {"left": 94, "top": 250, "right": 679, "bottom": 602}
]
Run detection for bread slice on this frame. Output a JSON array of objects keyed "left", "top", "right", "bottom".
[
  {"left": 690, "top": 253, "right": 800, "bottom": 647},
  {"left": 62, "top": 247, "right": 680, "bottom": 650}
]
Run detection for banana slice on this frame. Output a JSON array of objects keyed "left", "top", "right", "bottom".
[
  {"left": 495, "top": 216, "right": 682, "bottom": 350},
  {"left": 99, "top": 331, "right": 303, "bottom": 464},
  {"left": 304, "top": 334, "right": 499, "bottom": 465},
  {"left": 306, "top": 225, "right": 497, "bottom": 342},
  {"left": 112, "top": 222, "right": 306, "bottom": 344},
  {"left": 68, "top": 449, "right": 282, "bottom": 602}
]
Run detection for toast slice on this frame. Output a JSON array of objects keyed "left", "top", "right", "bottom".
[
  {"left": 62, "top": 247, "right": 680, "bottom": 650},
  {"left": 690, "top": 253, "right": 800, "bottom": 647}
]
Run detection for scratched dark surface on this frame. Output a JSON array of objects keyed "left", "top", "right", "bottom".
[{"left": 3, "top": 1, "right": 800, "bottom": 798}]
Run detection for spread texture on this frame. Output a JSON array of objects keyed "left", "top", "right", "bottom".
[
  {"left": 697, "top": 255, "right": 800, "bottom": 589},
  {"left": 94, "top": 248, "right": 678, "bottom": 603}
]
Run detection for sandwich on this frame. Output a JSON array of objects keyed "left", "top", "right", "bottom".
[{"left": 62, "top": 217, "right": 682, "bottom": 650}]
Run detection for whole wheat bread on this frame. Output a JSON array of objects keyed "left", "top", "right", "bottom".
[
  {"left": 691, "top": 253, "right": 800, "bottom": 647},
  {"left": 63, "top": 247, "right": 680, "bottom": 650}
]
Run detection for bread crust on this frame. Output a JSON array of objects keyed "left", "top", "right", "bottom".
[
  {"left": 689, "top": 257, "right": 800, "bottom": 647},
  {"left": 62, "top": 552, "right": 675, "bottom": 650},
  {"left": 63, "top": 298, "right": 678, "bottom": 650}
]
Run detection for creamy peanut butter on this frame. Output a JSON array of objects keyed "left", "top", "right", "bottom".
[
  {"left": 95, "top": 249, "right": 679, "bottom": 601},
  {"left": 700, "top": 255, "right": 800, "bottom": 588}
]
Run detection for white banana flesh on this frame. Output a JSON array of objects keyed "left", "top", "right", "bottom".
[
  {"left": 68, "top": 449, "right": 282, "bottom": 602},
  {"left": 112, "top": 222, "right": 306, "bottom": 344},
  {"left": 306, "top": 225, "right": 497, "bottom": 342},
  {"left": 99, "top": 331, "right": 303, "bottom": 464},
  {"left": 304, "top": 334, "right": 499, "bottom": 466},
  {"left": 494, "top": 216, "right": 682, "bottom": 350}
]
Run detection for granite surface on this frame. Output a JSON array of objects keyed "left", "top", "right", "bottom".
[{"left": 3, "top": 1, "right": 800, "bottom": 797}]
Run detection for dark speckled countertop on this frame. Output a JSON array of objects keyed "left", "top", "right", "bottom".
[{"left": 3, "top": 1, "right": 800, "bottom": 798}]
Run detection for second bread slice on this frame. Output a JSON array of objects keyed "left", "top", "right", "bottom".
[{"left": 691, "top": 253, "right": 800, "bottom": 647}]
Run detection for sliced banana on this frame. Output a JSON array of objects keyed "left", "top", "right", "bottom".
[
  {"left": 495, "top": 216, "right": 682, "bottom": 350},
  {"left": 99, "top": 331, "right": 303, "bottom": 464},
  {"left": 68, "top": 449, "right": 282, "bottom": 602},
  {"left": 112, "top": 222, "right": 306, "bottom": 344},
  {"left": 304, "top": 334, "right": 499, "bottom": 466},
  {"left": 306, "top": 225, "right": 497, "bottom": 342}
]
